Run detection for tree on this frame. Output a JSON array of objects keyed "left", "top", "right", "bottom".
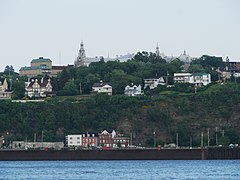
[
  {"left": 58, "top": 68, "right": 70, "bottom": 90},
  {"left": 62, "top": 79, "right": 79, "bottom": 95},
  {"left": 4, "top": 65, "right": 14, "bottom": 75}
]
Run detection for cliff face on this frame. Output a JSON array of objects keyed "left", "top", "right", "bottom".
[{"left": 116, "top": 91, "right": 240, "bottom": 147}]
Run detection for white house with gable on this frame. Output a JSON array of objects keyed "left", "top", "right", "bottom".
[
  {"left": 92, "top": 81, "right": 112, "bottom": 95},
  {"left": 124, "top": 84, "right": 143, "bottom": 96},
  {"left": 144, "top": 77, "right": 165, "bottom": 89},
  {"left": 25, "top": 78, "right": 53, "bottom": 98}
]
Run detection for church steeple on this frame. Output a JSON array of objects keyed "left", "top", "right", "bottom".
[
  {"left": 156, "top": 42, "right": 160, "bottom": 56},
  {"left": 75, "top": 41, "right": 86, "bottom": 67}
]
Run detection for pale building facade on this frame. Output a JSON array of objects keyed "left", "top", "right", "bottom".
[
  {"left": 65, "top": 135, "right": 82, "bottom": 147},
  {"left": 174, "top": 73, "right": 211, "bottom": 86}
]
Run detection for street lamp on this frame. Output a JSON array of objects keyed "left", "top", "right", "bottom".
[{"left": 153, "top": 131, "right": 156, "bottom": 147}]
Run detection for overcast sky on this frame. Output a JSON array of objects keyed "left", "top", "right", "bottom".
[{"left": 0, "top": 0, "right": 239, "bottom": 72}]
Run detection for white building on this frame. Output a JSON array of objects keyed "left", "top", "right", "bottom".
[
  {"left": 12, "top": 141, "right": 64, "bottom": 150},
  {"left": 178, "top": 50, "right": 193, "bottom": 62},
  {"left": 174, "top": 73, "right": 192, "bottom": 83},
  {"left": 65, "top": 135, "right": 82, "bottom": 147},
  {"left": 124, "top": 84, "right": 143, "bottom": 96},
  {"left": 92, "top": 81, "right": 112, "bottom": 95},
  {"left": 190, "top": 73, "right": 211, "bottom": 86},
  {"left": 74, "top": 41, "right": 86, "bottom": 67},
  {"left": 144, "top": 77, "right": 165, "bottom": 89},
  {"left": 174, "top": 73, "right": 211, "bottom": 86},
  {"left": 25, "top": 78, "right": 53, "bottom": 98}
]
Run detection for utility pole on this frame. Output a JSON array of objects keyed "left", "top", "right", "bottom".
[
  {"left": 41, "top": 131, "right": 44, "bottom": 149},
  {"left": 207, "top": 128, "right": 210, "bottom": 147},
  {"left": 189, "top": 136, "right": 192, "bottom": 149},
  {"left": 215, "top": 127, "right": 218, "bottom": 146},
  {"left": 176, "top": 133, "right": 179, "bottom": 148},
  {"left": 153, "top": 131, "right": 156, "bottom": 147},
  {"left": 130, "top": 132, "right": 133, "bottom": 147},
  {"left": 34, "top": 133, "right": 37, "bottom": 149},
  {"left": 166, "top": 71, "right": 169, "bottom": 86},
  {"left": 201, "top": 132, "right": 204, "bottom": 148}
]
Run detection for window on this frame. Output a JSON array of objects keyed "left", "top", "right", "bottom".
[
  {"left": 70, "top": 141, "right": 72, "bottom": 144},
  {"left": 77, "top": 141, "right": 80, "bottom": 144},
  {"left": 70, "top": 137, "right": 73, "bottom": 140},
  {"left": 77, "top": 137, "right": 80, "bottom": 139}
]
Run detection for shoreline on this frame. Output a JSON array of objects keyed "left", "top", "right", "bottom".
[{"left": 0, "top": 147, "right": 239, "bottom": 161}]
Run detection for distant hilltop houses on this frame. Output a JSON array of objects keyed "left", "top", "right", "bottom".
[
  {"left": 19, "top": 41, "right": 195, "bottom": 78},
  {"left": 155, "top": 43, "right": 195, "bottom": 63},
  {"left": 13, "top": 41, "right": 240, "bottom": 100},
  {"left": 74, "top": 41, "right": 135, "bottom": 67}
]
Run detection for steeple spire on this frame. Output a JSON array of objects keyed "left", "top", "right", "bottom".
[
  {"left": 156, "top": 42, "right": 160, "bottom": 56},
  {"left": 75, "top": 41, "right": 86, "bottom": 67}
]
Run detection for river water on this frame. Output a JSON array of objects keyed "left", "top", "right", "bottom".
[{"left": 0, "top": 160, "right": 239, "bottom": 179}]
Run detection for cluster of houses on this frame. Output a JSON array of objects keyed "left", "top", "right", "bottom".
[
  {"left": 3, "top": 53, "right": 240, "bottom": 99},
  {"left": 65, "top": 130, "right": 130, "bottom": 149},
  {"left": 2, "top": 130, "right": 130, "bottom": 150}
]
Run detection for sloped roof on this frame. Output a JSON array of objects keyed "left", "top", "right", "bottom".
[
  {"left": 27, "top": 78, "right": 51, "bottom": 88},
  {"left": 192, "top": 73, "right": 209, "bottom": 76},
  {"left": 20, "top": 65, "right": 50, "bottom": 71},
  {"left": 31, "top": 57, "right": 52, "bottom": 63},
  {"left": 92, "top": 83, "right": 111, "bottom": 88}
]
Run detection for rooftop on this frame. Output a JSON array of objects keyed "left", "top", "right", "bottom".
[
  {"left": 31, "top": 57, "right": 52, "bottom": 63},
  {"left": 20, "top": 65, "right": 51, "bottom": 71}
]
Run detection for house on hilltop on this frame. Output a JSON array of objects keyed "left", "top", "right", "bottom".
[
  {"left": 174, "top": 72, "right": 211, "bottom": 86},
  {"left": 124, "top": 84, "right": 143, "bottom": 96},
  {"left": 92, "top": 81, "right": 112, "bottom": 95},
  {"left": 25, "top": 78, "right": 53, "bottom": 98},
  {"left": 0, "top": 78, "right": 12, "bottom": 99},
  {"left": 144, "top": 77, "right": 165, "bottom": 89}
]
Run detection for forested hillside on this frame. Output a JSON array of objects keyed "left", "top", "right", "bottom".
[
  {"left": 1, "top": 83, "right": 240, "bottom": 147},
  {"left": 1, "top": 52, "right": 239, "bottom": 147}
]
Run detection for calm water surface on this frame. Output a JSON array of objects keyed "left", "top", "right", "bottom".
[{"left": 0, "top": 160, "right": 239, "bottom": 180}]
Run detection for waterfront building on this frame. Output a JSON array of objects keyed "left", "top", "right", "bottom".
[
  {"left": 81, "top": 133, "right": 98, "bottom": 147},
  {"left": 98, "top": 130, "right": 116, "bottom": 147},
  {"left": 65, "top": 135, "right": 82, "bottom": 147},
  {"left": 144, "top": 77, "right": 165, "bottom": 89},
  {"left": 124, "top": 84, "right": 143, "bottom": 96},
  {"left": 92, "top": 81, "right": 112, "bottom": 95},
  {"left": 113, "top": 136, "right": 130, "bottom": 148},
  {"left": 25, "top": 78, "right": 53, "bottom": 98},
  {"left": 12, "top": 141, "right": 64, "bottom": 150}
]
